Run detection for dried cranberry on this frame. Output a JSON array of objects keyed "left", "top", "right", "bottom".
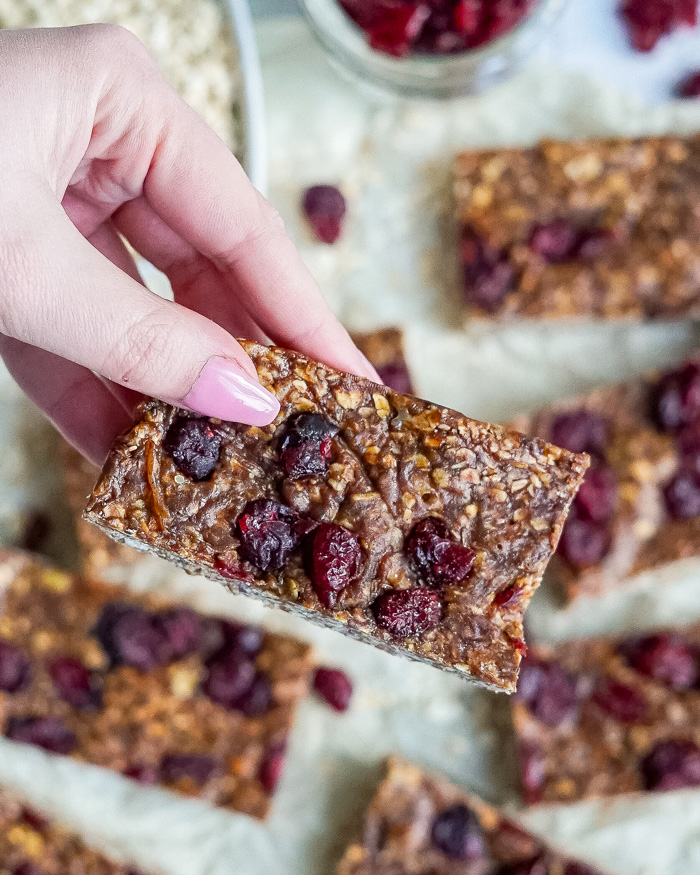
[
  {"left": 12, "top": 865, "right": 43, "bottom": 875},
  {"left": 678, "top": 70, "right": 700, "bottom": 97},
  {"left": 157, "top": 608, "right": 202, "bottom": 659},
  {"left": 123, "top": 763, "right": 159, "bottom": 784},
  {"left": 236, "top": 499, "right": 301, "bottom": 572},
  {"left": 367, "top": 5, "right": 430, "bottom": 56},
  {"left": 677, "top": 422, "right": 700, "bottom": 473},
  {"left": 376, "top": 362, "right": 413, "bottom": 395},
  {"left": 592, "top": 679, "right": 648, "bottom": 722},
  {"left": 519, "top": 744, "right": 545, "bottom": 804},
  {"left": 620, "top": 0, "right": 690, "bottom": 52},
  {"left": 650, "top": 361, "right": 700, "bottom": 433},
  {"left": 564, "top": 866, "right": 602, "bottom": 875},
  {"left": 405, "top": 517, "right": 475, "bottom": 587},
  {"left": 558, "top": 517, "right": 611, "bottom": 569},
  {"left": 48, "top": 657, "right": 102, "bottom": 710},
  {"left": 493, "top": 585, "right": 520, "bottom": 608},
  {"left": 307, "top": 523, "right": 363, "bottom": 608},
  {"left": 202, "top": 651, "right": 256, "bottom": 709},
  {"left": 302, "top": 185, "right": 347, "bottom": 244},
  {"left": 258, "top": 739, "right": 287, "bottom": 793},
  {"left": 528, "top": 219, "right": 581, "bottom": 263},
  {"left": 620, "top": 634, "right": 699, "bottom": 690},
  {"left": 217, "top": 620, "right": 264, "bottom": 658},
  {"left": 431, "top": 803, "right": 484, "bottom": 860},
  {"left": 19, "top": 511, "right": 52, "bottom": 554},
  {"left": 640, "top": 739, "right": 700, "bottom": 791},
  {"left": 372, "top": 588, "right": 442, "bottom": 637},
  {"left": 93, "top": 604, "right": 171, "bottom": 670},
  {"left": 517, "top": 658, "right": 579, "bottom": 727},
  {"left": 163, "top": 415, "right": 221, "bottom": 481},
  {"left": 0, "top": 639, "right": 31, "bottom": 693},
  {"left": 549, "top": 410, "right": 608, "bottom": 457},
  {"left": 159, "top": 753, "right": 216, "bottom": 784},
  {"left": 238, "top": 674, "right": 274, "bottom": 717},
  {"left": 313, "top": 667, "right": 353, "bottom": 712},
  {"left": 494, "top": 857, "right": 548, "bottom": 875},
  {"left": 20, "top": 808, "right": 48, "bottom": 831},
  {"left": 278, "top": 413, "right": 338, "bottom": 479},
  {"left": 574, "top": 466, "right": 617, "bottom": 523},
  {"left": 6, "top": 716, "right": 77, "bottom": 754},
  {"left": 460, "top": 228, "right": 515, "bottom": 313},
  {"left": 663, "top": 471, "right": 700, "bottom": 520}
]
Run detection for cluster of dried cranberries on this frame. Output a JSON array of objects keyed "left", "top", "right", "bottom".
[
  {"left": 339, "top": 0, "right": 537, "bottom": 57},
  {"left": 619, "top": 0, "right": 697, "bottom": 53}
]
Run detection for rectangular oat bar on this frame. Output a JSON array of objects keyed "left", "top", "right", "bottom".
[
  {"left": 0, "top": 788, "right": 150, "bottom": 874},
  {"left": 456, "top": 136, "right": 700, "bottom": 320},
  {"left": 352, "top": 328, "right": 414, "bottom": 395},
  {"left": 0, "top": 549, "right": 313, "bottom": 818},
  {"left": 511, "top": 355, "right": 700, "bottom": 601},
  {"left": 513, "top": 627, "right": 700, "bottom": 805},
  {"left": 337, "top": 757, "right": 606, "bottom": 874},
  {"left": 62, "top": 441, "right": 145, "bottom": 583},
  {"left": 84, "top": 341, "right": 587, "bottom": 693}
]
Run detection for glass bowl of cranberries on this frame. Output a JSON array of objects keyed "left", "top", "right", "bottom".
[{"left": 299, "top": 0, "right": 567, "bottom": 99}]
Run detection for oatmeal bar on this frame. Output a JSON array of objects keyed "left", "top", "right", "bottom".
[
  {"left": 455, "top": 136, "right": 700, "bottom": 320},
  {"left": 337, "top": 757, "right": 605, "bottom": 875},
  {"left": 352, "top": 328, "right": 414, "bottom": 395},
  {"left": 0, "top": 788, "right": 148, "bottom": 874},
  {"left": 512, "top": 356, "right": 700, "bottom": 601},
  {"left": 84, "top": 341, "right": 587, "bottom": 693},
  {"left": 62, "top": 441, "right": 145, "bottom": 583},
  {"left": 513, "top": 627, "right": 700, "bottom": 805},
  {"left": 0, "top": 549, "right": 313, "bottom": 818}
]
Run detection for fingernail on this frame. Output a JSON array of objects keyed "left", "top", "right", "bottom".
[{"left": 182, "top": 356, "right": 280, "bottom": 426}]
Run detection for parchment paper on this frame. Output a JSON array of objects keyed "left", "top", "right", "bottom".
[{"left": 2, "top": 13, "right": 700, "bottom": 875}]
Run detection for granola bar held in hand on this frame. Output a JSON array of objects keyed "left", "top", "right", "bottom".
[
  {"left": 456, "top": 136, "right": 700, "bottom": 320},
  {"left": 337, "top": 757, "right": 605, "bottom": 875},
  {"left": 84, "top": 341, "right": 587, "bottom": 693},
  {"left": 0, "top": 550, "right": 312, "bottom": 818},
  {"left": 512, "top": 356, "right": 700, "bottom": 601},
  {"left": 513, "top": 627, "right": 700, "bottom": 804}
]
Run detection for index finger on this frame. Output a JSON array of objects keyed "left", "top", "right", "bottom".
[{"left": 140, "top": 96, "right": 377, "bottom": 381}]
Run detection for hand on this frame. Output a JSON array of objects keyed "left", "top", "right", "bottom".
[{"left": 0, "top": 25, "right": 377, "bottom": 465}]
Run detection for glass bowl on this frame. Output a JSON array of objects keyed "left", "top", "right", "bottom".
[{"left": 299, "top": 0, "right": 567, "bottom": 100}]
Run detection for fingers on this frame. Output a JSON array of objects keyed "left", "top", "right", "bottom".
[
  {"left": 0, "top": 335, "right": 133, "bottom": 465},
  {"left": 0, "top": 191, "right": 279, "bottom": 426},
  {"left": 113, "top": 197, "right": 268, "bottom": 345},
  {"left": 137, "top": 94, "right": 378, "bottom": 380}
]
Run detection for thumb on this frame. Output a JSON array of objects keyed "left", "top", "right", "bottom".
[{"left": 0, "top": 196, "right": 279, "bottom": 426}]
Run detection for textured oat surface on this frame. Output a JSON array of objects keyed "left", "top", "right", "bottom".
[
  {"left": 512, "top": 628, "right": 700, "bottom": 805},
  {"left": 0, "top": 788, "right": 142, "bottom": 874},
  {"left": 84, "top": 342, "right": 587, "bottom": 692},
  {"left": 456, "top": 136, "right": 700, "bottom": 321},
  {"left": 337, "top": 757, "right": 606, "bottom": 874},
  {"left": 0, "top": 549, "right": 313, "bottom": 818},
  {"left": 512, "top": 358, "right": 700, "bottom": 601}
]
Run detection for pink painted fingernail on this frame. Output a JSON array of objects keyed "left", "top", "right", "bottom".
[{"left": 182, "top": 357, "right": 280, "bottom": 426}]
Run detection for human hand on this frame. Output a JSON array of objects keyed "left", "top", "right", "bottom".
[{"left": 0, "top": 25, "right": 377, "bottom": 465}]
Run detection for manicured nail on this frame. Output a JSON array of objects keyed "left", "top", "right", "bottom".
[{"left": 182, "top": 356, "right": 280, "bottom": 426}]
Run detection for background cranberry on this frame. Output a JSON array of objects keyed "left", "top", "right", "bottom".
[
  {"left": 640, "top": 739, "right": 700, "bottom": 791},
  {"left": 0, "top": 639, "right": 31, "bottom": 693},
  {"left": 663, "top": 471, "right": 700, "bottom": 520},
  {"left": 431, "top": 803, "right": 484, "bottom": 860},
  {"left": 93, "top": 604, "right": 172, "bottom": 671},
  {"left": 159, "top": 753, "right": 217, "bottom": 784},
  {"left": 6, "top": 716, "right": 77, "bottom": 755},
  {"left": 313, "top": 667, "right": 353, "bottom": 712},
  {"left": 48, "top": 657, "right": 102, "bottom": 710},
  {"left": 258, "top": 739, "right": 287, "bottom": 793},
  {"left": 558, "top": 516, "right": 611, "bottom": 569},
  {"left": 549, "top": 410, "right": 608, "bottom": 457},
  {"left": 517, "top": 659, "right": 579, "bottom": 727},
  {"left": 649, "top": 361, "right": 700, "bottom": 433},
  {"left": 460, "top": 228, "right": 515, "bottom": 313},
  {"left": 375, "top": 361, "right": 414, "bottom": 395},
  {"left": 574, "top": 466, "right": 617, "bottom": 523},
  {"left": 592, "top": 679, "right": 648, "bottom": 723},
  {"left": 620, "top": 634, "right": 699, "bottom": 690},
  {"left": 302, "top": 185, "right": 347, "bottom": 244}
]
